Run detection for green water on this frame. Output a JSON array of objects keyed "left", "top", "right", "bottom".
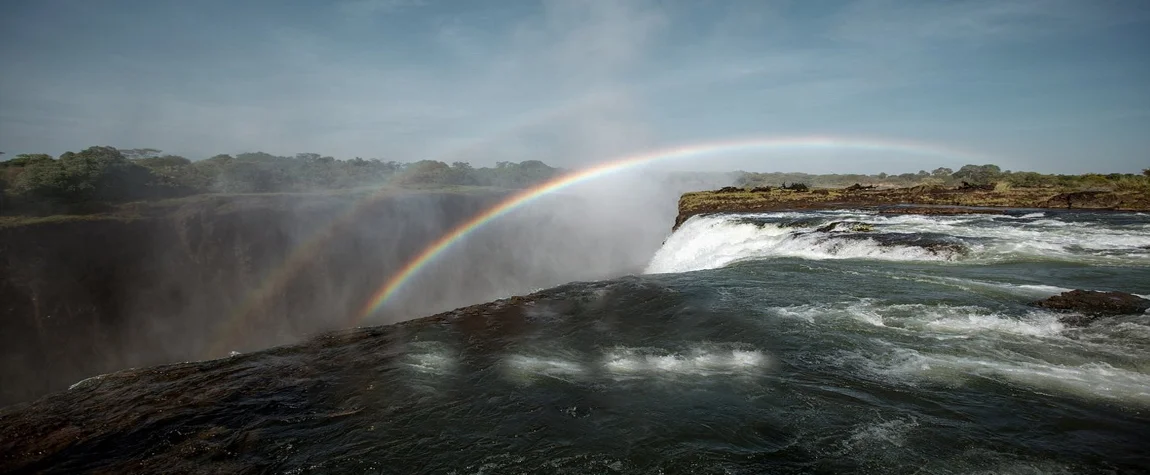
[{"left": 5, "top": 210, "right": 1149, "bottom": 474}]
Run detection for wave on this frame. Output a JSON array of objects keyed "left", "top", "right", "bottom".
[
  {"left": 842, "top": 347, "right": 1150, "bottom": 406},
  {"left": 601, "top": 346, "right": 768, "bottom": 378},
  {"left": 646, "top": 212, "right": 1150, "bottom": 273},
  {"left": 645, "top": 216, "right": 965, "bottom": 273},
  {"left": 770, "top": 300, "right": 1067, "bottom": 338},
  {"left": 496, "top": 344, "right": 770, "bottom": 384}
]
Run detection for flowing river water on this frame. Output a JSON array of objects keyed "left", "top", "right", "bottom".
[{"left": 2, "top": 209, "right": 1149, "bottom": 473}]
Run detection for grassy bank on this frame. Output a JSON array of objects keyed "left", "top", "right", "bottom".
[{"left": 675, "top": 185, "right": 1150, "bottom": 229}]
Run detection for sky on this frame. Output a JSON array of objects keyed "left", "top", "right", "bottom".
[{"left": 1, "top": 0, "right": 1148, "bottom": 174}]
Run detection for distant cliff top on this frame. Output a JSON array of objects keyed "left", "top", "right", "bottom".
[
  {"left": 674, "top": 184, "right": 1150, "bottom": 230},
  {"left": 0, "top": 185, "right": 510, "bottom": 229}
]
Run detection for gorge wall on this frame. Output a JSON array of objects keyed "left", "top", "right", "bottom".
[
  {"left": 0, "top": 191, "right": 511, "bottom": 405},
  {"left": 1, "top": 172, "right": 731, "bottom": 406}
]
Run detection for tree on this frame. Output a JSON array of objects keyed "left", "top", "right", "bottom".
[
  {"left": 398, "top": 160, "right": 453, "bottom": 185},
  {"left": 0, "top": 153, "right": 54, "bottom": 168},
  {"left": 1143, "top": 168, "right": 1150, "bottom": 177},
  {"left": 120, "top": 148, "right": 163, "bottom": 160},
  {"left": 931, "top": 167, "right": 953, "bottom": 178},
  {"left": 133, "top": 155, "right": 191, "bottom": 169},
  {"left": 59, "top": 146, "right": 157, "bottom": 202},
  {"left": 952, "top": 164, "right": 1002, "bottom": 185}
]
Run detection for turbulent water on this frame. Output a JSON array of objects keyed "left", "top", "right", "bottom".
[{"left": 4, "top": 210, "right": 1150, "bottom": 474}]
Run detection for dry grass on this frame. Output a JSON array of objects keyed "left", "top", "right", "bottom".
[{"left": 675, "top": 185, "right": 1150, "bottom": 228}]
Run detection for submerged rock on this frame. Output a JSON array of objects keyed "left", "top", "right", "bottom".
[
  {"left": 1030, "top": 290, "right": 1150, "bottom": 326},
  {"left": 778, "top": 219, "right": 823, "bottom": 229},
  {"left": 816, "top": 221, "right": 875, "bottom": 233}
]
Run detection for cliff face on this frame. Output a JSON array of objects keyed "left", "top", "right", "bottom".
[
  {"left": 0, "top": 190, "right": 509, "bottom": 406},
  {"left": 673, "top": 186, "right": 1150, "bottom": 230}
]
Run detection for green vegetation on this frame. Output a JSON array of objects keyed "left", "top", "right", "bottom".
[
  {"left": 2, "top": 146, "right": 1146, "bottom": 219},
  {"left": 0, "top": 146, "right": 564, "bottom": 216},
  {"left": 676, "top": 182, "right": 1150, "bottom": 229},
  {"left": 735, "top": 164, "right": 1150, "bottom": 192}
]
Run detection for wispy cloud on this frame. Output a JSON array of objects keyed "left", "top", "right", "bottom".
[{"left": 1, "top": 0, "right": 1147, "bottom": 172}]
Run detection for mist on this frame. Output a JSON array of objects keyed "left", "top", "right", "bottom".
[{"left": 2, "top": 0, "right": 1149, "bottom": 407}]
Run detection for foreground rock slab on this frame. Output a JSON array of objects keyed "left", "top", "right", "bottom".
[{"left": 1030, "top": 290, "right": 1150, "bottom": 326}]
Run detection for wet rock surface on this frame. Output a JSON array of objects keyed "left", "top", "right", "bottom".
[
  {"left": 1030, "top": 290, "right": 1150, "bottom": 326},
  {"left": 815, "top": 221, "right": 875, "bottom": 233}
]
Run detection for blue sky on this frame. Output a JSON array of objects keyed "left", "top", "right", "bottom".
[{"left": 1, "top": 0, "right": 1147, "bottom": 174}]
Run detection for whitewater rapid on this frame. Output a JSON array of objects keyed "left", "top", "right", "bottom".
[
  {"left": 15, "top": 210, "right": 1150, "bottom": 473},
  {"left": 646, "top": 210, "right": 1150, "bottom": 273}
]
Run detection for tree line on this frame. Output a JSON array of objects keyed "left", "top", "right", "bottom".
[
  {"left": 0, "top": 147, "right": 565, "bottom": 214},
  {"left": 1, "top": 147, "right": 1147, "bottom": 215},
  {"left": 735, "top": 164, "right": 1150, "bottom": 191}
]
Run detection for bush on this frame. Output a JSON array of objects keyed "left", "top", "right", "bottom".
[{"left": 1114, "top": 176, "right": 1150, "bottom": 192}]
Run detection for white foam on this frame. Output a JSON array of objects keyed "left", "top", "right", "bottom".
[
  {"left": 771, "top": 301, "right": 1065, "bottom": 338},
  {"left": 404, "top": 342, "right": 457, "bottom": 375},
  {"left": 645, "top": 212, "right": 1150, "bottom": 273},
  {"left": 887, "top": 350, "right": 1150, "bottom": 406},
  {"left": 645, "top": 215, "right": 959, "bottom": 273},
  {"left": 601, "top": 347, "right": 768, "bottom": 377},
  {"left": 502, "top": 354, "right": 587, "bottom": 384},
  {"left": 919, "top": 310, "right": 1064, "bottom": 337},
  {"left": 68, "top": 374, "right": 106, "bottom": 391}
]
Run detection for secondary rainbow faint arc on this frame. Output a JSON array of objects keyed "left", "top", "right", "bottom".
[
  {"left": 355, "top": 135, "right": 1001, "bottom": 322},
  {"left": 204, "top": 99, "right": 606, "bottom": 358}
]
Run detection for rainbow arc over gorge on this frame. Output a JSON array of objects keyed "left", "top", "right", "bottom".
[{"left": 353, "top": 135, "right": 1002, "bottom": 324}]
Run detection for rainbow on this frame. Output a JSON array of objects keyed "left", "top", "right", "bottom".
[
  {"left": 203, "top": 179, "right": 416, "bottom": 358},
  {"left": 204, "top": 101, "right": 596, "bottom": 358},
  {"left": 354, "top": 135, "right": 1001, "bottom": 323}
]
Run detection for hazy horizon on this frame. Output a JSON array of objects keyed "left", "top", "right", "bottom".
[{"left": 2, "top": 0, "right": 1148, "bottom": 175}]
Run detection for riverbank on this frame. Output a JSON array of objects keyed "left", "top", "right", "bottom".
[{"left": 674, "top": 185, "right": 1150, "bottom": 230}]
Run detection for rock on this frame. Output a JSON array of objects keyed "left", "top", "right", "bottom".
[
  {"left": 844, "top": 183, "right": 876, "bottom": 191},
  {"left": 816, "top": 221, "right": 874, "bottom": 233},
  {"left": 750, "top": 186, "right": 773, "bottom": 193},
  {"left": 778, "top": 219, "right": 822, "bottom": 229},
  {"left": 956, "top": 181, "right": 994, "bottom": 191},
  {"left": 1029, "top": 290, "right": 1150, "bottom": 325},
  {"left": 716, "top": 186, "right": 743, "bottom": 193},
  {"left": 1042, "top": 191, "right": 1120, "bottom": 210}
]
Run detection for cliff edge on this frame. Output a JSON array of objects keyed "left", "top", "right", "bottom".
[
  {"left": 674, "top": 185, "right": 1150, "bottom": 230},
  {"left": 0, "top": 188, "right": 511, "bottom": 406}
]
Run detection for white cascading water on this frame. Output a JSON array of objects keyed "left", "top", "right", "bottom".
[{"left": 645, "top": 211, "right": 1150, "bottom": 274}]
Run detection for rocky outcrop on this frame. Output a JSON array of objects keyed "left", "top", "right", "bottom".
[
  {"left": 673, "top": 185, "right": 1150, "bottom": 230},
  {"left": 1042, "top": 191, "right": 1121, "bottom": 209},
  {"left": 1030, "top": 290, "right": 1150, "bottom": 326}
]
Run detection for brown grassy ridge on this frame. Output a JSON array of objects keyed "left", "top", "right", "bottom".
[{"left": 674, "top": 185, "right": 1150, "bottom": 230}]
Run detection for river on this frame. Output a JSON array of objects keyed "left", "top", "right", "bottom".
[{"left": 3, "top": 209, "right": 1149, "bottom": 473}]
